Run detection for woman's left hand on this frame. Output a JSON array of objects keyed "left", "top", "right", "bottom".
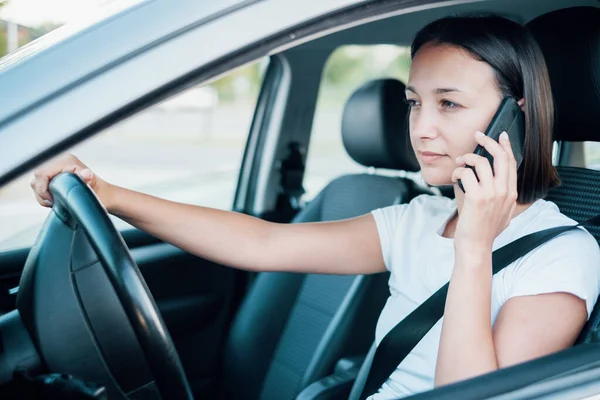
[{"left": 451, "top": 131, "right": 519, "bottom": 254}]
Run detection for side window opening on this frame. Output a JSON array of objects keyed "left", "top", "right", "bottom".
[
  {"left": 304, "top": 45, "right": 415, "bottom": 201},
  {"left": 584, "top": 142, "right": 600, "bottom": 170},
  {"left": 0, "top": 58, "right": 269, "bottom": 251}
]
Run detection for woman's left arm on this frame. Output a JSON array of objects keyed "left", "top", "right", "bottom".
[
  {"left": 435, "top": 250, "right": 587, "bottom": 387},
  {"left": 435, "top": 131, "right": 588, "bottom": 387}
]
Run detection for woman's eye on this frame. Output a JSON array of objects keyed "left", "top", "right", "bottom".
[
  {"left": 441, "top": 100, "right": 461, "bottom": 110},
  {"left": 406, "top": 99, "right": 420, "bottom": 108}
]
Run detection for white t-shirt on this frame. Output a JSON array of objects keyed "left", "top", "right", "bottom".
[{"left": 369, "top": 194, "right": 600, "bottom": 399}]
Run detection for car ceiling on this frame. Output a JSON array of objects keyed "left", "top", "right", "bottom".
[{"left": 300, "top": 0, "right": 599, "bottom": 50}]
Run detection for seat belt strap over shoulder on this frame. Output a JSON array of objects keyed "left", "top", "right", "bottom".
[{"left": 359, "top": 214, "right": 600, "bottom": 399}]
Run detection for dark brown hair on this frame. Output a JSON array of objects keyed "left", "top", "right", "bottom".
[{"left": 411, "top": 15, "right": 560, "bottom": 203}]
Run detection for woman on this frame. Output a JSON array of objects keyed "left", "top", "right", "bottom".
[{"left": 31, "top": 15, "right": 600, "bottom": 399}]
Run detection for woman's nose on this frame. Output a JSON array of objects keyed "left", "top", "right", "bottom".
[{"left": 410, "top": 108, "right": 439, "bottom": 140}]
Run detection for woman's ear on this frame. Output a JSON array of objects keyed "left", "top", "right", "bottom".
[{"left": 518, "top": 98, "right": 525, "bottom": 111}]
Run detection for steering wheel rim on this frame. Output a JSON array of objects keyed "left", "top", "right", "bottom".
[{"left": 45, "top": 172, "right": 193, "bottom": 399}]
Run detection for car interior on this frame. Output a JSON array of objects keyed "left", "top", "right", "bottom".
[{"left": 0, "top": 0, "right": 599, "bottom": 399}]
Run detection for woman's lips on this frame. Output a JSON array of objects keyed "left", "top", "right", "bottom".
[{"left": 419, "top": 151, "right": 446, "bottom": 164}]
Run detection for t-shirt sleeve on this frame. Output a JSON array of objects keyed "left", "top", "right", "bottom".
[
  {"left": 371, "top": 203, "right": 409, "bottom": 272},
  {"left": 504, "top": 227, "right": 600, "bottom": 318}
]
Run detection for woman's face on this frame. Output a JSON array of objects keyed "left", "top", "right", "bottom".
[{"left": 407, "top": 44, "right": 504, "bottom": 186}]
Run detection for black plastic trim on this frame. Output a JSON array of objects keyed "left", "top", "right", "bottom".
[
  {"left": 0, "top": 249, "right": 30, "bottom": 279},
  {"left": 0, "top": 310, "right": 42, "bottom": 385}
]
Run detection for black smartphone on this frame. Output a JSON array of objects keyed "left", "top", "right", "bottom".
[{"left": 458, "top": 97, "right": 526, "bottom": 192}]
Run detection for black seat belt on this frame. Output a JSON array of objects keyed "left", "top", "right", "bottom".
[{"left": 360, "top": 214, "right": 600, "bottom": 399}]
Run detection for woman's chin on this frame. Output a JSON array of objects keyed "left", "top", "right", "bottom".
[{"left": 420, "top": 170, "right": 453, "bottom": 187}]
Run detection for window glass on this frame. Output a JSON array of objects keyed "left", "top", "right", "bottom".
[
  {"left": 304, "top": 45, "right": 412, "bottom": 200},
  {"left": 584, "top": 142, "right": 600, "bottom": 170},
  {"left": 0, "top": 59, "right": 268, "bottom": 251}
]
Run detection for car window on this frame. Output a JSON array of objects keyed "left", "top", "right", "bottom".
[
  {"left": 304, "top": 45, "right": 412, "bottom": 200},
  {"left": 0, "top": 58, "right": 268, "bottom": 252},
  {"left": 584, "top": 142, "right": 600, "bottom": 170}
]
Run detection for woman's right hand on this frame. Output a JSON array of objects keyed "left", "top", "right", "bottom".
[{"left": 31, "top": 154, "right": 112, "bottom": 208}]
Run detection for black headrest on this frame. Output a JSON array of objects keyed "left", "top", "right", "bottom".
[
  {"left": 341, "top": 79, "right": 419, "bottom": 172},
  {"left": 526, "top": 6, "right": 600, "bottom": 142}
]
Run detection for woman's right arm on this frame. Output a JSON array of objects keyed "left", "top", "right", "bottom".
[{"left": 31, "top": 154, "right": 387, "bottom": 275}]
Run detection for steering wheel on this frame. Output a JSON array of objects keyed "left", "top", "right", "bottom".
[{"left": 16, "top": 172, "right": 193, "bottom": 399}]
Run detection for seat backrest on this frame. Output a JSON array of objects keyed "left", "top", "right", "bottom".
[
  {"left": 221, "top": 79, "right": 428, "bottom": 400},
  {"left": 545, "top": 167, "right": 600, "bottom": 343},
  {"left": 526, "top": 6, "right": 600, "bottom": 343}
]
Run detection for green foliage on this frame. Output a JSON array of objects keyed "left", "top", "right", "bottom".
[
  {"left": 325, "top": 45, "right": 411, "bottom": 87},
  {"left": 0, "top": 21, "right": 62, "bottom": 57},
  {"left": 0, "top": 28, "right": 5, "bottom": 56},
  {"left": 0, "top": 1, "right": 8, "bottom": 55},
  {"left": 315, "top": 45, "right": 411, "bottom": 109},
  {"left": 28, "top": 23, "right": 62, "bottom": 40},
  {"left": 210, "top": 62, "right": 263, "bottom": 102},
  {"left": 323, "top": 49, "right": 365, "bottom": 85}
]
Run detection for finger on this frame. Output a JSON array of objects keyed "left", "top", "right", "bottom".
[
  {"left": 456, "top": 153, "right": 494, "bottom": 189},
  {"left": 60, "top": 164, "right": 95, "bottom": 185},
  {"left": 34, "top": 192, "right": 52, "bottom": 208},
  {"left": 498, "top": 131, "right": 518, "bottom": 201},
  {"left": 34, "top": 175, "right": 53, "bottom": 204},
  {"left": 475, "top": 130, "right": 510, "bottom": 194},
  {"left": 34, "top": 154, "right": 76, "bottom": 180},
  {"left": 461, "top": 170, "right": 480, "bottom": 194},
  {"left": 451, "top": 166, "right": 463, "bottom": 183},
  {"left": 33, "top": 163, "right": 80, "bottom": 204},
  {"left": 61, "top": 164, "right": 87, "bottom": 183},
  {"left": 474, "top": 131, "right": 508, "bottom": 160},
  {"left": 79, "top": 168, "right": 95, "bottom": 186},
  {"left": 61, "top": 164, "right": 79, "bottom": 174},
  {"left": 498, "top": 131, "right": 516, "bottom": 160},
  {"left": 492, "top": 153, "right": 509, "bottom": 198},
  {"left": 453, "top": 167, "right": 480, "bottom": 194},
  {"left": 499, "top": 131, "right": 518, "bottom": 169},
  {"left": 30, "top": 178, "right": 46, "bottom": 207}
]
